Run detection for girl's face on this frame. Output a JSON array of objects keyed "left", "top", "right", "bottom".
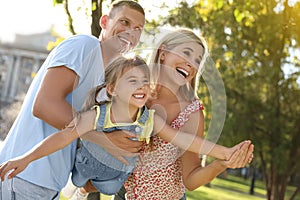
[
  {"left": 160, "top": 42, "right": 204, "bottom": 85},
  {"left": 113, "top": 67, "right": 150, "bottom": 108}
]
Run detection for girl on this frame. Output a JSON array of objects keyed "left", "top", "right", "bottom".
[
  {"left": 0, "top": 56, "right": 248, "bottom": 198},
  {"left": 116, "top": 29, "right": 254, "bottom": 199}
]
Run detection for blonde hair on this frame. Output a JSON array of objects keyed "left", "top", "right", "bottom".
[
  {"left": 148, "top": 28, "right": 209, "bottom": 101},
  {"left": 81, "top": 56, "right": 149, "bottom": 112}
]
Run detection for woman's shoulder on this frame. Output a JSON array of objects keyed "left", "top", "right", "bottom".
[
  {"left": 184, "top": 99, "right": 204, "bottom": 113},
  {"left": 194, "top": 99, "right": 204, "bottom": 109},
  {"left": 170, "top": 99, "right": 204, "bottom": 129}
]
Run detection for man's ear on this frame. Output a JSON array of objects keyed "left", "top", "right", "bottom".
[
  {"left": 106, "top": 85, "right": 117, "bottom": 96},
  {"left": 100, "top": 15, "right": 108, "bottom": 29}
]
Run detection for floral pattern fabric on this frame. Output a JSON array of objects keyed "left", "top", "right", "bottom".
[{"left": 125, "top": 99, "right": 204, "bottom": 200}]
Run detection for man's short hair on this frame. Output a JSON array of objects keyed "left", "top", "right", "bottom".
[{"left": 108, "top": 0, "right": 145, "bottom": 17}]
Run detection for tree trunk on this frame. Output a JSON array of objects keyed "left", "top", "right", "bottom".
[
  {"left": 64, "top": 0, "right": 76, "bottom": 35},
  {"left": 290, "top": 185, "right": 300, "bottom": 200},
  {"left": 91, "top": 0, "right": 103, "bottom": 37},
  {"left": 249, "top": 167, "right": 256, "bottom": 195}
]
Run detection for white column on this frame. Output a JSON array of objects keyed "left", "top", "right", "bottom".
[
  {"left": 8, "top": 55, "right": 21, "bottom": 102},
  {"left": 1, "top": 55, "right": 14, "bottom": 102}
]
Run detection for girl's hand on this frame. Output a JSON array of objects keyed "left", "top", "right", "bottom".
[
  {"left": 0, "top": 157, "right": 29, "bottom": 181},
  {"left": 219, "top": 142, "right": 254, "bottom": 169}
]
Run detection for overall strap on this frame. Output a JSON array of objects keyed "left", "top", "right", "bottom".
[
  {"left": 137, "top": 106, "right": 149, "bottom": 125},
  {"left": 97, "top": 103, "right": 107, "bottom": 127}
]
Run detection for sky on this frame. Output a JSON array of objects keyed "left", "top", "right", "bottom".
[
  {"left": 0, "top": 0, "right": 55, "bottom": 41},
  {"left": 0, "top": 0, "right": 185, "bottom": 43},
  {"left": 0, "top": 0, "right": 89, "bottom": 42}
]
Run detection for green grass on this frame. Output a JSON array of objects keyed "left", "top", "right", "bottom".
[
  {"left": 60, "top": 175, "right": 300, "bottom": 200},
  {"left": 186, "top": 175, "right": 266, "bottom": 200},
  {"left": 186, "top": 175, "right": 300, "bottom": 200}
]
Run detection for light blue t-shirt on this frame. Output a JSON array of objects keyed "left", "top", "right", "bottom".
[{"left": 0, "top": 34, "right": 104, "bottom": 191}]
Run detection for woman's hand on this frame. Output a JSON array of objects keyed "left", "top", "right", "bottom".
[
  {"left": 218, "top": 142, "right": 254, "bottom": 169},
  {"left": 225, "top": 140, "right": 250, "bottom": 160}
]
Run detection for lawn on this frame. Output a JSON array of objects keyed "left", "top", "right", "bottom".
[
  {"left": 60, "top": 175, "right": 300, "bottom": 200},
  {"left": 186, "top": 175, "right": 266, "bottom": 200}
]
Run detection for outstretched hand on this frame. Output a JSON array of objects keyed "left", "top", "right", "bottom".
[
  {"left": 219, "top": 141, "right": 254, "bottom": 169},
  {"left": 0, "top": 157, "right": 29, "bottom": 181},
  {"left": 225, "top": 140, "right": 250, "bottom": 161}
]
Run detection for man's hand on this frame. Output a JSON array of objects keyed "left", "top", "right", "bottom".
[
  {"left": 81, "top": 130, "right": 144, "bottom": 165},
  {"left": 0, "top": 156, "right": 29, "bottom": 181}
]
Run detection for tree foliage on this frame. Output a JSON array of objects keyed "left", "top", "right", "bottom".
[
  {"left": 53, "top": 0, "right": 103, "bottom": 37},
  {"left": 163, "top": 0, "right": 300, "bottom": 200}
]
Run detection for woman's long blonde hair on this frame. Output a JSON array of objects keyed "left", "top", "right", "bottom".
[{"left": 148, "top": 28, "right": 209, "bottom": 101}]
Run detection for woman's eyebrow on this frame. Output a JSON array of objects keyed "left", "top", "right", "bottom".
[
  {"left": 183, "top": 47, "right": 203, "bottom": 60},
  {"left": 184, "top": 47, "right": 194, "bottom": 52}
]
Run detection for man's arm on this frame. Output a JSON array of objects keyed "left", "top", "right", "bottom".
[{"left": 32, "top": 66, "right": 78, "bottom": 130}]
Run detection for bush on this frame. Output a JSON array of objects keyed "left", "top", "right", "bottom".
[{"left": 0, "top": 101, "right": 22, "bottom": 140}]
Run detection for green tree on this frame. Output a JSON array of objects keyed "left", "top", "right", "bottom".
[
  {"left": 53, "top": 0, "right": 103, "bottom": 37},
  {"left": 163, "top": 1, "right": 300, "bottom": 200}
]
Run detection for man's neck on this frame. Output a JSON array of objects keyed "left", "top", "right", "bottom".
[{"left": 100, "top": 40, "right": 120, "bottom": 69}]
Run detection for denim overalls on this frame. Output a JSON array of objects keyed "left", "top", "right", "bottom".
[{"left": 71, "top": 104, "right": 151, "bottom": 195}]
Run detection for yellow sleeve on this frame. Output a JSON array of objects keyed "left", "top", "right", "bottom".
[
  {"left": 90, "top": 105, "right": 101, "bottom": 130},
  {"left": 139, "top": 109, "right": 155, "bottom": 144}
]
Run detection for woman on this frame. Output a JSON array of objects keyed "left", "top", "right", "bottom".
[{"left": 115, "top": 28, "right": 254, "bottom": 200}]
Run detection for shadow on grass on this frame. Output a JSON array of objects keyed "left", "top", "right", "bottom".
[{"left": 186, "top": 175, "right": 267, "bottom": 200}]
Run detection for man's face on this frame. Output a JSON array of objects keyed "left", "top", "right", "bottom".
[{"left": 101, "top": 6, "right": 145, "bottom": 52}]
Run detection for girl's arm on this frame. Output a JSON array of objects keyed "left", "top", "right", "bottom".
[
  {"left": 0, "top": 109, "right": 97, "bottom": 181},
  {"left": 182, "top": 142, "right": 254, "bottom": 190},
  {"left": 153, "top": 111, "right": 243, "bottom": 160}
]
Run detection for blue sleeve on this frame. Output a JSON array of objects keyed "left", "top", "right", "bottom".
[{"left": 47, "top": 34, "right": 100, "bottom": 79}]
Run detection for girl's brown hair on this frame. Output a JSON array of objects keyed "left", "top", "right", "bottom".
[{"left": 81, "top": 55, "right": 149, "bottom": 112}]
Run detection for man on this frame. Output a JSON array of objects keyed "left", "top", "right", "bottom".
[{"left": 0, "top": 1, "right": 145, "bottom": 199}]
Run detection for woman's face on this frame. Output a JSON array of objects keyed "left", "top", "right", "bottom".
[{"left": 160, "top": 42, "right": 204, "bottom": 85}]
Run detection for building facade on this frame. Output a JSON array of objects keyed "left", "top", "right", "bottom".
[{"left": 0, "top": 32, "right": 55, "bottom": 103}]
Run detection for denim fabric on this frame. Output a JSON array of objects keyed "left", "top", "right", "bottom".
[
  {"left": 0, "top": 177, "right": 59, "bottom": 200},
  {"left": 72, "top": 105, "right": 150, "bottom": 195}
]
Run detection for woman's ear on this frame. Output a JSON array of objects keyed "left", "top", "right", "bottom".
[
  {"left": 159, "top": 45, "right": 167, "bottom": 61},
  {"left": 160, "top": 52, "right": 166, "bottom": 61},
  {"left": 106, "top": 85, "right": 117, "bottom": 96}
]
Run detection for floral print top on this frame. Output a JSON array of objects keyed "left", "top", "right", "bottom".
[{"left": 125, "top": 99, "right": 204, "bottom": 200}]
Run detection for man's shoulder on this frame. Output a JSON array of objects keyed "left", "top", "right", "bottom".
[{"left": 73, "top": 34, "right": 99, "bottom": 41}]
